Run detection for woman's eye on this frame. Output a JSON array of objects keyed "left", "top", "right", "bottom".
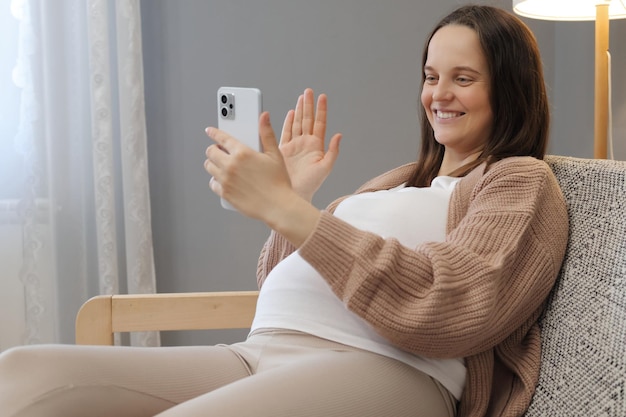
[
  {"left": 457, "top": 77, "right": 472, "bottom": 85},
  {"left": 425, "top": 75, "right": 437, "bottom": 83}
]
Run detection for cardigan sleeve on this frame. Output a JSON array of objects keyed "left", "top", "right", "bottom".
[
  {"left": 297, "top": 157, "right": 569, "bottom": 359},
  {"left": 256, "top": 162, "right": 415, "bottom": 289}
]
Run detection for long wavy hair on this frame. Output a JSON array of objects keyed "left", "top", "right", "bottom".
[{"left": 407, "top": 5, "right": 550, "bottom": 187}]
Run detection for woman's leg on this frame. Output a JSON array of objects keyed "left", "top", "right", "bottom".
[
  {"left": 0, "top": 343, "right": 251, "bottom": 417},
  {"left": 156, "top": 332, "right": 457, "bottom": 417}
]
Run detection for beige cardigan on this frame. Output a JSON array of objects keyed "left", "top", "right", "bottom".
[{"left": 257, "top": 156, "right": 569, "bottom": 417}]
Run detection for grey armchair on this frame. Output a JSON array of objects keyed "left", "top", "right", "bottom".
[{"left": 76, "top": 155, "right": 626, "bottom": 417}]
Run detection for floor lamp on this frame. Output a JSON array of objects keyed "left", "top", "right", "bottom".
[{"left": 513, "top": 0, "right": 626, "bottom": 159}]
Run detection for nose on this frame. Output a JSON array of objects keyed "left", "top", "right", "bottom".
[{"left": 431, "top": 80, "right": 453, "bottom": 102}]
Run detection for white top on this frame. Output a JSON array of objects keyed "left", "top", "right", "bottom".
[{"left": 251, "top": 176, "right": 466, "bottom": 399}]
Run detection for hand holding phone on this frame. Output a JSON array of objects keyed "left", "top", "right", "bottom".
[{"left": 216, "top": 86, "right": 262, "bottom": 210}]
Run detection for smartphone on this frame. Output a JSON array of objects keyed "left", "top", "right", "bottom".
[{"left": 217, "top": 86, "right": 263, "bottom": 210}]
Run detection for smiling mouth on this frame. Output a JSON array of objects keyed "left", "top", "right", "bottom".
[{"left": 435, "top": 110, "right": 465, "bottom": 119}]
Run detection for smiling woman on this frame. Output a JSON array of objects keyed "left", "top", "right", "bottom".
[
  {"left": 1, "top": 5, "right": 568, "bottom": 417},
  {"left": 408, "top": 4, "right": 550, "bottom": 188},
  {"left": 421, "top": 24, "right": 494, "bottom": 175}
]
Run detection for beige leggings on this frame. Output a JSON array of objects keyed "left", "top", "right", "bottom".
[{"left": 0, "top": 330, "right": 457, "bottom": 417}]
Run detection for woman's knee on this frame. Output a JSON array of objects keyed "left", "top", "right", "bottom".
[
  {"left": 0, "top": 346, "right": 58, "bottom": 416},
  {"left": 0, "top": 345, "right": 46, "bottom": 380},
  {"left": 0, "top": 344, "right": 83, "bottom": 396}
]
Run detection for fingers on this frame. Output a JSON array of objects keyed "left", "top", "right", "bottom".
[
  {"left": 301, "top": 88, "right": 315, "bottom": 135},
  {"left": 204, "top": 127, "right": 239, "bottom": 176},
  {"left": 209, "top": 176, "right": 223, "bottom": 196},
  {"left": 313, "top": 93, "right": 328, "bottom": 141},
  {"left": 204, "top": 143, "right": 225, "bottom": 180},
  {"left": 205, "top": 126, "right": 234, "bottom": 153},
  {"left": 258, "top": 112, "right": 280, "bottom": 154},
  {"left": 292, "top": 94, "right": 304, "bottom": 138},
  {"left": 323, "top": 133, "right": 343, "bottom": 168},
  {"left": 280, "top": 109, "right": 295, "bottom": 146},
  {"left": 265, "top": 88, "right": 335, "bottom": 152},
  {"left": 292, "top": 88, "right": 315, "bottom": 137},
  {"left": 290, "top": 88, "right": 331, "bottom": 139}
]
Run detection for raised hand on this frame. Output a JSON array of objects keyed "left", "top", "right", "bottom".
[{"left": 279, "top": 88, "right": 342, "bottom": 201}]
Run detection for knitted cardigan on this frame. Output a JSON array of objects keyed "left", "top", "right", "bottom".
[{"left": 256, "top": 156, "right": 569, "bottom": 417}]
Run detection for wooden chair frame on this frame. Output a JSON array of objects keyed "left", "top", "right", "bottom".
[{"left": 75, "top": 291, "right": 259, "bottom": 345}]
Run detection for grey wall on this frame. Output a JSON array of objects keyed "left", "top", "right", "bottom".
[
  {"left": 551, "top": 20, "right": 626, "bottom": 158},
  {"left": 140, "top": 1, "right": 624, "bottom": 346}
]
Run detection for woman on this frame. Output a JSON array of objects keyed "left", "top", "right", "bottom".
[{"left": 0, "top": 5, "right": 568, "bottom": 417}]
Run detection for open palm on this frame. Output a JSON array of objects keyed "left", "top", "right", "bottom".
[{"left": 279, "top": 89, "right": 342, "bottom": 201}]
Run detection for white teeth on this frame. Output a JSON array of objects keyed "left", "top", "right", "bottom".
[{"left": 437, "top": 111, "right": 461, "bottom": 119}]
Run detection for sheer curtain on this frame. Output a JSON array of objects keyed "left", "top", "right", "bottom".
[{"left": 0, "top": 0, "right": 158, "bottom": 349}]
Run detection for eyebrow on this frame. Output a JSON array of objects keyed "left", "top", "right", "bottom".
[{"left": 424, "top": 65, "right": 483, "bottom": 75}]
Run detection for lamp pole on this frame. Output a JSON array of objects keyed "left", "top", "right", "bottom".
[{"left": 594, "top": 3, "right": 609, "bottom": 159}]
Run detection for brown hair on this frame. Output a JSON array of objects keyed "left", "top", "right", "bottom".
[{"left": 408, "top": 5, "right": 550, "bottom": 187}]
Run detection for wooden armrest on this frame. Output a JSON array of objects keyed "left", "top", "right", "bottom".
[{"left": 75, "top": 291, "right": 259, "bottom": 346}]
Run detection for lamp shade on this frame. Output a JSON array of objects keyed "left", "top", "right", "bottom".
[{"left": 512, "top": 0, "right": 626, "bottom": 21}]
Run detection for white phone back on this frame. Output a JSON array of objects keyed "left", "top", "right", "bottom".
[{"left": 216, "top": 86, "right": 262, "bottom": 210}]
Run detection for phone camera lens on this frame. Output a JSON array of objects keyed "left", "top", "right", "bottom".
[{"left": 219, "top": 92, "right": 235, "bottom": 119}]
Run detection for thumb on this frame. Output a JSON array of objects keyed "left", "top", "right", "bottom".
[
  {"left": 327, "top": 133, "right": 342, "bottom": 160},
  {"left": 258, "top": 112, "right": 280, "bottom": 155}
]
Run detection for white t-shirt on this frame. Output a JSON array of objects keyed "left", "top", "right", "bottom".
[{"left": 251, "top": 176, "right": 466, "bottom": 399}]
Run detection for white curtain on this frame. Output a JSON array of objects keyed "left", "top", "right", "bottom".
[{"left": 0, "top": 0, "right": 159, "bottom": 349}]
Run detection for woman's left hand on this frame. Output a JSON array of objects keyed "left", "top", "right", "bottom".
[{"left": 279, "top": 88, "right": 342, "bottom": 202}]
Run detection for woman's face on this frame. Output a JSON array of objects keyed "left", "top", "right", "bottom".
[{"left": 421, "top": 25, "right": 493, "bottom": 159}]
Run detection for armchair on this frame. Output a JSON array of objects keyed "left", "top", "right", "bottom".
[
  {"left": 75, "top": 291, "right": 258, "bottom": 346},
  {"left": 76, "top": 155, "right": 626, "bottom": 416}
]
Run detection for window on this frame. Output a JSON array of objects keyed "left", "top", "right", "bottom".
[{"left": 0, "top": 1, "right": 24, "bottom": 200}]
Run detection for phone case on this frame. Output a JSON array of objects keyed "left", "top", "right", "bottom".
[{"left": 216, "top": 86, "right": 263, "bottom": 210}]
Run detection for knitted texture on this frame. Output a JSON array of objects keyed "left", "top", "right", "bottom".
[
  {"left": 525, "top": 156, "right": 626, "bottom": 417},
  {"left": 260, "top": 157, "right": 569, "bottom": 416}
]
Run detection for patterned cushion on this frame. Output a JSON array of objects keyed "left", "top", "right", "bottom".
[{"left": 525, "top": 156, "right": 626, "bottom": 416}]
